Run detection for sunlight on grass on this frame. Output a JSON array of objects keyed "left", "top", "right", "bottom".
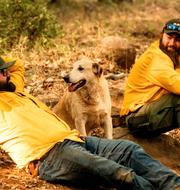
[{"left": 3, "top": 0, "right": 179, "bottom": 71}]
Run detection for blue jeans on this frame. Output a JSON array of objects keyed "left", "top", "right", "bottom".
[{"left": 38, "top": 136, "right": 180, "bottom": 190}]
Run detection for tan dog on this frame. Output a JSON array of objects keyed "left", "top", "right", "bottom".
[{"left": 53, "top": 59, "right": 113, "bottom": 139}]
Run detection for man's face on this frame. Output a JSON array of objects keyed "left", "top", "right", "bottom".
[{"left": 161, "top": 33, "right": 180, "bottom": 53}]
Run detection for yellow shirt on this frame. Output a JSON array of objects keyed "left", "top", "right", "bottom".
[
  {"left": 3, "top": 56, "right": 25, "bottom": 92},
  {"left": 120, "top": 40, "right": 180, "bottom": 116},
  {"left": 0, "top": 57, "right": 83, "bottom": 168}
]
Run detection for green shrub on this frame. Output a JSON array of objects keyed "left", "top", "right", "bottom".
[{"left": 0, "top": 0, "right": 61, "bottom": 51}]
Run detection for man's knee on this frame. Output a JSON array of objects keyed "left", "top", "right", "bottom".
[
  {"left": 164, "top": 93, "right": 180, "bottom": 106},
  {"left": 126, "top": 140, "right": 141, "bottom": 148},
  {"left": 173, "top": 94, "right": 180, "bottom": 107}
]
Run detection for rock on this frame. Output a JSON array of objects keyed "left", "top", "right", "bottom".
[
  {"left": 108, "top": 78, "right": 125, "bottom": 110},
  {"left": 98, "top": 36, "right": 136, "bottom": 72}
]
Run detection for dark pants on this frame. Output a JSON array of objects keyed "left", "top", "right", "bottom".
[{"left": 126, "top": 93, "right": 180, "bottom": 137}]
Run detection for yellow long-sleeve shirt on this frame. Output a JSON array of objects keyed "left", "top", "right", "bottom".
[
  {"left": 120, "top": 40, "right": 180, "bottom": 116},
  {"left": 0, "top": 57, "right": 83, "bottom": 168}
]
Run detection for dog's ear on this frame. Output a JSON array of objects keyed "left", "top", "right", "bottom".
[{"left": 92, "top": 63, "right": 103, "bottom": 77}]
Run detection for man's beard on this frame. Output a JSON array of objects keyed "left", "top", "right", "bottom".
[{"left": 159, "top": 38, "right": 180, "bottom": 68}]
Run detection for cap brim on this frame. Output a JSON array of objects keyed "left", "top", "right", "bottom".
[
  {"left": 164, "top": 29, "right": 180, "bottom": 35},
  {"left": 0, "top": 60, "right": 16, "bottom": 70}
]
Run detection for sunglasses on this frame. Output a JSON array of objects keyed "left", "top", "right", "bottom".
[{"left": 166, "top": 23, "right": 180, "bottom": 32}]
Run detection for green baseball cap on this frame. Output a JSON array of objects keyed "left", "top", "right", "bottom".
[{"left": 0, "top": 57, "right": 16, "bottom": 70}]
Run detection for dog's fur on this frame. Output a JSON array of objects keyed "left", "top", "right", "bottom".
[{"left": 53, "top": 59, "right": 113, "bottom": 139}]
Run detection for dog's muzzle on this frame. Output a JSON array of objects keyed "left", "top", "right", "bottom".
[
  {"left": 63, "top": 75, "right": 70, "bottom": 83},
  {"left": 63, "top": 75, "right": 86, "bottom": 92}
]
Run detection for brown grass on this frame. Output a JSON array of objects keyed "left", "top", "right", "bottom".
[{"left": 0, "top": 0, "right": 177, "bottom": 93}]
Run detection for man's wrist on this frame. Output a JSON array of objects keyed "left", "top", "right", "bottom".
[
  {"left": 0, "top": 70, "right": 16, "bottom": 92},
  {"left": 0, "top": 78, "right": 16, "bottom": 92}
]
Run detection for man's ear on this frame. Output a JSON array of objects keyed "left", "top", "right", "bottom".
[{"left": 92, "top": 63, "right": 103, "bottom": 77}]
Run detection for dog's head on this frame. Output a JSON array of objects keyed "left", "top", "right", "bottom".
[{"left": 63, "top": 59, "right": 103, "bottom": 92}]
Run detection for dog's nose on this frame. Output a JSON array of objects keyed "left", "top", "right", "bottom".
[{"left": 63, "top": 75, "right": 70, "bottom": 83}]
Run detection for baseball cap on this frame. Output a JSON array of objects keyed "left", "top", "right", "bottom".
[
  {"left": 0, "top": 57, "right": 16, "bottom": 70},
  {"left": 163, "top": 18, "right": 180, "bottom": 35}
]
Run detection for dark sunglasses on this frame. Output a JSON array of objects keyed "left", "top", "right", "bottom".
[{"left": 166, "top": 23, "right": 180, "bottom": 31}]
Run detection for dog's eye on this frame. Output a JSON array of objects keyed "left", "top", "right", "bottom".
[{"left": 78, "top": 66, "right": 84, "bottom": 71}]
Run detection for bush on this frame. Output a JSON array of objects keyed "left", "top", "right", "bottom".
[{"left": 0, "top": 0, "right": 61, "bottom": 51}]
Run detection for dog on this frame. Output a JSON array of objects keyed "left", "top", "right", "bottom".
[{"left": 53, "top": 58, "right": 113, "bottom": 139}]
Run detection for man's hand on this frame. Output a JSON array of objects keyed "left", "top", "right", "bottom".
[{"left": 0, "top": 69, "right": 10, "bottom": 90}]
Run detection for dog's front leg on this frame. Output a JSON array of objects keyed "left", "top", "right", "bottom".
[
  {"left": 104, "top": 116, "right": 113, "bottom": 139},
  {"left": 75, "top": 116, "right": 87, "bottom": 136}
]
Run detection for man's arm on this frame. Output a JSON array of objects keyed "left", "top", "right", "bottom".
[
  {"left": 3, "top": 57, "right": 25, "bottom": 92},
  {"left": 150, "top": 57, "right": 180, "bottom": 94}
]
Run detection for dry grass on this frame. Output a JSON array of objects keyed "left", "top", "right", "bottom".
[
  {"left": 7, "top": 0, "right": 179, "bottom": 61},
  {"left": 3, "top": 0, "right": 178, "bottom": 98}
]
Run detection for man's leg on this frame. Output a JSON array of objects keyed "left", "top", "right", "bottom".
[
  {"left": 38, "top": 138, "right": 153, "bottom": 190},
  {"left": 126, "top": 93, "right": 180, "bottom": 136},
  {"left": 85, "top": 136, "right": 180, "bottom": 190},
  {"left": 38, "top": 137, "right": 180, "bottom": 189},
  {"left": 175, "top": 94, "right": 180, "bottom": 126}
]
